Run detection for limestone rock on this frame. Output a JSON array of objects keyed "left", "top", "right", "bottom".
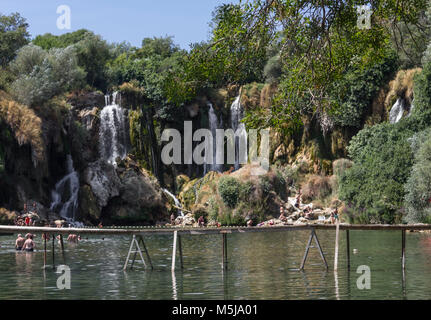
[{"left": 83, "top": 160, "right": 121, "bottom": 208}]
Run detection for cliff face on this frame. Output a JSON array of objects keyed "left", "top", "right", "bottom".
[
  {"left": 0, "top": 90, "right": 168, "bottom": 225},
  {"left": 0, "top": 68, "right": 416, "bottom": 225}
]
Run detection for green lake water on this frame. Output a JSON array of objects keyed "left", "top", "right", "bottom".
[{"left": 0, "top": 230, "right": 430, "bottom": 300}]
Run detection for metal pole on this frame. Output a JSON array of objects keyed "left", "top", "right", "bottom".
[
  {"left": 52, "top": 235, "right": 55, "bottom": 270},
  {"left": 43, "top": 234, "right": 47, "bottom": 269},
  {"left": 172, "top": 231, "right": 178, "bottom": 272},
  {"left": 140, "top": 236, "right": 153, "bottom": 270},
  {"left": 334, "top": 221, "right": 340, "bottom": 271},
  {"left": 222, "top": 233, "right": 228, "bottom": 270},
  {"left": 300, "top": 229, "right": 314, "bottom": 270},
  {"left": 346, "top": 230, "right": 350, "bottom": 270},
  {"left": 59, "top": 234, "right": 65, "bottom": 263},
  {"left": 402, "top": 230, "right": 406, "bottom": 270}
]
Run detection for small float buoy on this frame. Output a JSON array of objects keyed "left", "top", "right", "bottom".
[{"left": 353, "top": 249, "right": 358, "bottom": 254}]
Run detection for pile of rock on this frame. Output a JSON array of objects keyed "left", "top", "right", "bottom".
[
  {"left": 169, "top": 213, "right": 197, "bottom": 228},
  {"left": 257, "top": 196, "right": 335, "bottom": 226}
]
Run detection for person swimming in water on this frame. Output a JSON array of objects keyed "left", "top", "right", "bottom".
[
  {"left": 15, "top": 234, "right": 25, "bottom": 251},
  {"left": 22, "top": 234, "right": 35, "bottom": 252},
  {"left": 67, "top": 234, "right": 80, "bottom": 243}
]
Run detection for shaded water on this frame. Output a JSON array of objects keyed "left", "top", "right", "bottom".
[{"left": 0, "top": 230, "right": 431, "bottom": 299}]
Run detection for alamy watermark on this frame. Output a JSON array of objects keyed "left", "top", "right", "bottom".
[
  {"left": 356, "top": 265, "right": 371, "bottom": 290},
  {"left": 57, "top": 5, "right": 71, "bottom": 30},
  {"left": 56, "top": 265, "right": 71, "bottom": 290},
  {"left": 357, "top": 5, "right": 372, "bottom": 30},
  {"left": 161, "top": 122, "right": 270, "bottom": 172}
]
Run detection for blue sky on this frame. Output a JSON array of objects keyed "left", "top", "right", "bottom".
[{"left": 1, "top": 0, "right": 236, "bottom": 49}]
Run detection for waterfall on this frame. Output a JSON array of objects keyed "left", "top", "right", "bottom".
[
  {"left": 99, "top": 92, "right": 128, "bottom": 165},
  {"left": 230, "top": 95, "right": 247, "bottom": 171},
  {"left": 162, "top": 188, "right": 184, "bottom": 217},
  {"left": 50, "top": 155, "right": 80, "bottom": 221},
  {"left": 389, "top": 98, "right": 405, "bottom": 124},
  {"left": 204, "top": 103, "right": 223, "bottom": 174}
]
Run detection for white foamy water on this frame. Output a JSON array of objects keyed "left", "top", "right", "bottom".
[
  {"left": 230, "top": 95, "right": 247, "bottom": 171},
  {"left": 389, "top": 98, "right": 405, "bottom": 124},
  {"left": 204, "top": 103, "right": 224, "bottom": 175},
  {"left": 50, "top": 155, "right": 80, "bottom": 221},
  {"left": 99, "top": 92, "right": 128, "bottom": 165},
  {"left": 162, "top": 188, "right": 184, "bottom": 217}
]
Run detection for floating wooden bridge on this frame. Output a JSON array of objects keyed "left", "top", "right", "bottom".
[{"left": 1, "top": 223, "right": 429, "bottom": 272}]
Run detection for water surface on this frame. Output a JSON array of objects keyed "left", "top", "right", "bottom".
[{"left": 0, "top": 230, "right": 430, "bottom": 299}]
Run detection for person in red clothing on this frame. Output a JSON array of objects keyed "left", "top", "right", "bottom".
[{"left": 24, "top": 216, "right": 30, "bottom": 226}]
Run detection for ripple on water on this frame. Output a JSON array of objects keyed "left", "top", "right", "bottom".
[{"left": 0, "top": 231, "right": 430, "bottom": 299}]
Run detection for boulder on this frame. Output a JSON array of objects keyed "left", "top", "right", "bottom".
[
  {"left": 67, "top": 91, "right": 105, "bottom": 110},
  {"left": 83, "top": 160, "right": 121, "bottom": 208}
]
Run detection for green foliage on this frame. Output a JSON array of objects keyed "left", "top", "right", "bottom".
[
  {"left": 404, "top": 129, "right": 431, "bottom": 223},
  {"left": 74, "top": 32, "right": 111, "bottom": 90},
  {"left": 332, "top": 159, "right": 353, "bottom": 177},
  {"left": 263, "top": 55, "right": 282, "bottom": 84},
  {"left": 328, "top": 53, "right": 398, "bottom": 127},
  {"left": 9, "top": 44, "right": 85, "bottom": 106},
  {"left": 259, "top": 175, "right": 272, "bottom": 198},
  {"left": 164, "top": 3, "right": 271, "bottom": 105},
  {"left": 239, "top": 181, "right": 253, "bottom": 202},
  {"left": 0, "top": 12, "right": 29, "bottom": 67},
  {"left": 339, "top": 123, "right": 414, "bottom": 223},
  {"left": 109, "top": 36, "right": 185, "bottom": 103},
  {"left": 33, "top": 30, "right": 111, "bottom": 90},
  {"left": 423, "top": 42, "right": 431, "bottom": 66},
  {"left": 33, "top": 29, "right": 90, "bottom": 49},
  {"left": 392, "top": 8, "right": 431, "bottom": 68},
  {"left": 218, "top": 176, "right": 240, "bottom": 208},
  {"left": 217, "top": 210, "right": 245, "bottom": 226}
]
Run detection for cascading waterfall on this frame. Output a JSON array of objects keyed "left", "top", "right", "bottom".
[
  {"left": 230, "top": 95, "right": 247, "bottom": 171},
  {"left": 99, "top": 91, "right": 128, "bottom": 165},
  {"left": 162, "top": 188, "right": 184, "bottom": 217},
  {"left": 389, "top": 98, "right": 405, "bottom": 124},
  {"left": 50, "top": 155, "right": 80, "bottom": 221},
  {"left": 204, "top": 103, "right": 224, "bottom": 175}
]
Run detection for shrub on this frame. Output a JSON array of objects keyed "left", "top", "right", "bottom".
[
  {"left": 332, "top": 158, "right": 353, "bottom": 177},
  {"left": 302, "top": 175, "right": 333, "bottom": 203},
  {"left": 218, "top": 176, "right": 240, "bottom": 208},
  {"left": 0, "top": 91, "right": 44, "bottom": 164},
  {"left": 328, "top": 54, "right": 398, "bottom": 128},
  {"left": 423, "top": 41, "right": 431, "bottom": 66},
  {"left": 218, "top": 211, "right": 245, "bottom": 226},
  {"left": 404, "top": 129, "right": 431, "bottom": 223},
  {"left": 263, "top": 55, "right": 282, "bottom": 84},
  {"left": 0, "top": 13, "right": 30, "bottom": 67},
  {"left": 339, "top": 123, "right": 414, "bottom": 223},
  {"left": 10, "top": 44, "right": 85, "bottom": 106}
]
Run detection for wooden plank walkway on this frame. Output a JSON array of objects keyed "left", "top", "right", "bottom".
[
  {"left": 1, "top": 223, "right": 431, "bottom": 235},
  {"left": 1, "top": 223, "right": 427, "bottom": 271}
]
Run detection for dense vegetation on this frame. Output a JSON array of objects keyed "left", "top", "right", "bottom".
[{"left": 1, "top": 0, "right": 431, "bottom": 225}]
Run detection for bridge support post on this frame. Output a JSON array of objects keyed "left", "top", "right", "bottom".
[
  {"left": 43, "top": 234, "right": 47, "bottom": 269},
  {"left": 346, "top": 230, "right": 350, "bottom": 270},
  {"left": 52, "top": 235, "right": 55, "bottom": 270},
  {"left": 402, "top": 230, "right": 406, "bottom": 270},
  {"left": 334, "top": 221, "right": 340, "bottom": 271},
  {"left": 123, "top": 235, "right": 151, "bottom": 270},
  {"left": 300, "top": 228, "right": 328, "bottom": 270},
  {"left": 172, "top": 231, "right": 178, "bottom": 271},
  {"left": 59, "top": 234, "right": 66, "bottom": 264},
  {"left": 222, "top": 233, "right": 228, "bottom": 270}
]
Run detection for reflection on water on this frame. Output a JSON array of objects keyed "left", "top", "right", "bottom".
[{"left": 0, "top": 230, "right": 431, "bottom": 299}]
